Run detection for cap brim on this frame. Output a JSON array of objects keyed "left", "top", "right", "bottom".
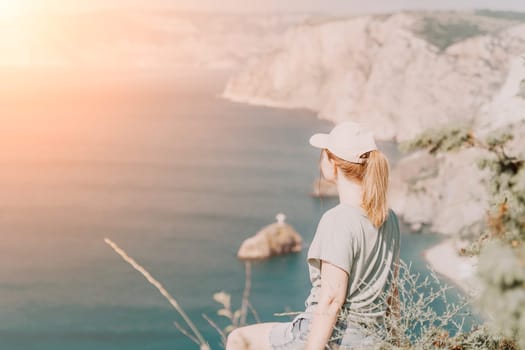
[{"left": 309, "top": 133, "right": 329, "bottom": 149}]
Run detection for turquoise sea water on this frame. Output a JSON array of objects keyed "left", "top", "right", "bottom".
[{"left": 0, "top": 69, "right": 468, "bottom": 350}]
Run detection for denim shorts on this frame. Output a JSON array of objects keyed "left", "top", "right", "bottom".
[{"left": 268, "top": 314, "right": 379, "bottom": 350}]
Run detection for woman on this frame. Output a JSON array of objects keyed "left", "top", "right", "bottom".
[{"left": 226, "top": 121, "right": 401, "bottom": 350}]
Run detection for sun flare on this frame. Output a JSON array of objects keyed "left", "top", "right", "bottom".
[{"left": 0, "top": 0, "right": 23, "bottom": 16}]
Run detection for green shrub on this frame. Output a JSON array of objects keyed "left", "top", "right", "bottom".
[
  {"left": 475, "top": 10, "right": 525, "bottom": 22},
  {"left": 416, "top": 17, "right": 487, "bottom": 51},
  {"left": 400, "top": 122, "right": 525, "bottom": 348}
]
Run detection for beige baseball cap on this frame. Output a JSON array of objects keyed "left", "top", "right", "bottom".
[{"left": 309, "top": 121, "right": 378, "bottom": 164}]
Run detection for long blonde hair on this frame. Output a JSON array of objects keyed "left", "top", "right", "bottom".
[{"left": 323, "top": 148, "right": 390, "bottom": 228}]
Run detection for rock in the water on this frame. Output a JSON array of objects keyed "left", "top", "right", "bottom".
[
  {"left": 410, "top": 222, "right": 423, "bottom": 232},
  {"left": 237, "top": 214, "right": 303, "bottom": 259},
  {"left": 311, "top": 178, "right": 338, "bottom": 198}
]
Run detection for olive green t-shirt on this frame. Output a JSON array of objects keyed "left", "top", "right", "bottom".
[{"left": 301, "top": 203, "right": 401, "bottom": 324}]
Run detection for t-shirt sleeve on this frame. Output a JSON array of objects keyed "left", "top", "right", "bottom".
[
  {"left": 307, "top": 212, "right": 355, "bottom": 276},
  {"left": 390, "top": 209, "right": 401, "bottom": 268}
]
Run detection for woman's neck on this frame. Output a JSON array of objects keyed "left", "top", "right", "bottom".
[{"left": 336, "top": 175, "right": 363, "bottom": 208}]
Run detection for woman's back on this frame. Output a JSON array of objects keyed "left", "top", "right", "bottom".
[
  {"left": 303, "top": 203, "right": 401, "bottom": 327},
  {"left": 226, "top": 122, "right": 398, "bottom": 350}
]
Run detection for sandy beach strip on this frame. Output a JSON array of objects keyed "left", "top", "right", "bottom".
[{"left": 422, "top": 238, "right": 479, "bottom": 295}]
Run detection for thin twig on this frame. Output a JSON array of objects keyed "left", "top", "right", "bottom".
[
  {"left": 104, "top": 238, "right": 210, "bottom": 349},
  {"left": 273, "top": 311, "right": 302, "bottom": 317},
  {"left": 240, "top": 261, "right": 251, "bottom": 326},
  {"left": 247, "top": 301, "right": 261, "bottom": 323},
  {"left": 173, "top": 321, "right": 199, "bottom": 345},
  {"left": 202, "top": 313, "right": 226, "bottom": 343}
]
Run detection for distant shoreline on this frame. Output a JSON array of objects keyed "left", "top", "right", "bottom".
[{"left": 422, "top": 238, "right": 478, "bottom": 295}]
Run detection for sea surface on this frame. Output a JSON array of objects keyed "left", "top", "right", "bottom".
[{"left": 0, "top": 68, "right": 468, "bottom": 350}]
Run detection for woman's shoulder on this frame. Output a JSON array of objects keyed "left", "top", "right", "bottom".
[
  {"left": 323, "top": 204, "right": 399, "bottom": 228},
  {"left": 325, "top": 203, "right": 367, "bottom": 219},
  {"left": 317, "top": 204, "right": 367, "bottom": 235}
]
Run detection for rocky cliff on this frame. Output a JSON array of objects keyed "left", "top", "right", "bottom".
[
  {"left": 222, "top": 12, "right": 525, "bottom": 142},
  {"left": 222, "top": 11, "right": 525, "bottom": 235},
  {"left": 390, "top": 53, "right": 525, "bottom": 235}
]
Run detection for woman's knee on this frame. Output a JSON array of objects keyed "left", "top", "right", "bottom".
[{"left": 226, "top": 328, "right": 248, "bottom": 349}]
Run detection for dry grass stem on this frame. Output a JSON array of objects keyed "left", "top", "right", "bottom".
[
  {"left": 201, "top": 313, "right": 226, "bottom": 345},
  {"left": 104, "top": 238, "right": 210, "bottom": 350},
  {"left": 240, "top": 261, "right": 251, "bottom": 326}
]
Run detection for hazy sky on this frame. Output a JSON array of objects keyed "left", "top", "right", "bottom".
[{"left": 15, "top": 0, "right": 525, "bottom": 14}]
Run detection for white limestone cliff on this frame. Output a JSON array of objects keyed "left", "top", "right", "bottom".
[
  {"left": 222, "top": 12, "right": 525, "bottom": 236},
  {"left": 222, "top": 13, "right": 525, "bottom": 142},
  {"left": 222, "top": 12, "right": 525, "bottom": 293},
  {"left": 392, "top": 53, "right": 525, "bottom": 235}
]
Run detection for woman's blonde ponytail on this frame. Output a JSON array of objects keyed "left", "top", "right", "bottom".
[
  {"left": 324, "top": 148, "right": 390, "bottom": 228},
  {"left": 361, "top": 150, "right": 390, "bottom": 228}
]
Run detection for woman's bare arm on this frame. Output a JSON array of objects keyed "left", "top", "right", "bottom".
[{"left": 305, "top": 260, "right": 349, "bottom": 350}]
